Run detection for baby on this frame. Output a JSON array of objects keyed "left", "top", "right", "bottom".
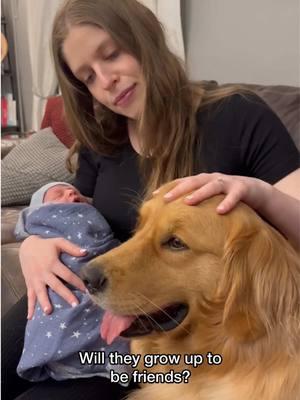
[{"left": 15, "top": 182, "right": 131, "bottom": 382}]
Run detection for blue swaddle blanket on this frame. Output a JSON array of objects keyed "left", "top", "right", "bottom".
[{"left": 16, "top": 203, "right": 131, "bottom": 382}]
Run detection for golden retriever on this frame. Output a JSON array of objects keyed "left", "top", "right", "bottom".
[{"left": 82, "top": 181, "right": 300, "bottom": 400}]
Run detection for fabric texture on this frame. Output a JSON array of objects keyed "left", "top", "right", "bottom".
[
  {"left": 74, "top": 93, "right": 299, "bottom": 242},
  {"left": 16, "top": 203, "right": 131, "bottom": 382},
  {"left": 41, "top": 97, "right": 75, "bottom": 148},
  {"left": 2, "top": 295, "right": 136, "bottom": 400},
  {"left": 1, "top": 128, "right": 74, "bottom": 206}
]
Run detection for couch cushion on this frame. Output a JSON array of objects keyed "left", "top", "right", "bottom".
[
  {"left": 1, "top": 127, "right": 75, "bottom": 206},
  {"left": 1, "top": 242, "right": 26, "bottom": 317},
  {"left": 1, "top": 206, "right": 25, "bottom": 244},
  {"left": 246, "top": 85, "right": 300, "bottom": 151}
]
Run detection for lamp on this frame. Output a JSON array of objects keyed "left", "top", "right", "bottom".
[{"left": 1, "top": 32, "right": 8, "bottom": 62}]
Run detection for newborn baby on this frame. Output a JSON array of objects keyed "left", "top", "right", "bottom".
[{"left": 15, "top": 182, "right": 131, "bottom": 382}]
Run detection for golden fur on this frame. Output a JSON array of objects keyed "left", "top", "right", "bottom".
[{"left": 88, "top": 181, "right": 300, "bottom": 400}]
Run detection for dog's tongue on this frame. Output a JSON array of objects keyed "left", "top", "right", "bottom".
[{"left": 100, "top": 310, "right": 135, "bottom": 345}]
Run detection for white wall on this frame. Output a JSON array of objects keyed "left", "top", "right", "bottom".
[{"left": 183, "top": 0, "right": 300, "bottom": 86}]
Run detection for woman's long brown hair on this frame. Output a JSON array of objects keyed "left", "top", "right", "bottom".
[{"left": 52, "top": 0, "right": 246, "bottom": 198}]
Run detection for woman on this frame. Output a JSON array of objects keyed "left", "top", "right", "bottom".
[{"left": 2, "top": 0, "right": 299, "bottom": 399}]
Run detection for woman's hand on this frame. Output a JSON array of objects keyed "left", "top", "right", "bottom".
[
  {"left": 159, "top": 172, "right": 300, "bottom": 250},
  {"left": 19, "top": 236, "right": 87, "bottom": 319},
  {"left": 159, "top": 173, "right": 272, "bottom": 213}
]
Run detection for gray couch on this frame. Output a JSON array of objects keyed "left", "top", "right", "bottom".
[{"left": 1, "top": 84, "right": 299, "bottom": 316}]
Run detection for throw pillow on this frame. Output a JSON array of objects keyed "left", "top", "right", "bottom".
[
  {"left": 1, "top": 127, "right": 75, "bottom": 206},
  {"left": 41, "top": 96, "right": 75, "bottom": 148}
]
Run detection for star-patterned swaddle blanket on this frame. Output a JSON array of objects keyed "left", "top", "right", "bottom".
[{"left": 17, "top": 203, "right": 132, "bottom": 383}]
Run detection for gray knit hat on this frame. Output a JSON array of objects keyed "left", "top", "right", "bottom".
[
  {"left": 15, "top": 182, "right": 75, "bottom": 240},
  {"left": 29, "top": 182, "right": 75, "bottom": 208}
]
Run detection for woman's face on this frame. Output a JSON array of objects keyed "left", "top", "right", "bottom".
[{"left": 63, "top": 24, "right": 145, "bottom": 120}]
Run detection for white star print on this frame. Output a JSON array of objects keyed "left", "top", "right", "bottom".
[
  {"left": 54, "top": 304, "right": 63, "bottom": 309},
  {"left": 45, "top": 230, "right": 50, "bottom": 234},
  {"left": 84, "top": 308, "right": 90, "bottom": 313},
  {"left": 58, "top": 350, "right": 62, "bottom": 354},
  {"left": 88, "top": 220, "right": 92, "bottom": 224},
  {"left": 46, "top": 332, "right": 52, "bottom": 338},
  {"left": 77, "top": 232, "right": 82, "bottom": 239},
  {"left": 67, "top": 235, "right": 72, "bottom": 240},
  {"left": 59, "top": 322, "right": 67, "bottom": 330},
  {"left": 52, "top": 215, "right": 57, "bottom": 218},
  {"left": 71, "top": 331, "right": 81, "bottom": 339},
  {"left": 78, "top": 214, "right": 83, "bottom": 218}
]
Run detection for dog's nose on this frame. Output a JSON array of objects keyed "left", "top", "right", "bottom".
[{"left": 81, "top": 265, "right": 108, "bottom": 294}]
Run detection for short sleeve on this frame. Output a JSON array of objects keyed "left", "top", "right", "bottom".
[
  {"left": 198, "top": 94, "right": 299, "bottom": 184},
  {"left": 73, "top": 147, "right": 99, "bottom": 197}
]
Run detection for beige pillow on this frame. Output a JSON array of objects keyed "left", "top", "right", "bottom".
[{"left": 1, "top": 127, "right": 74, "bottom": 206}]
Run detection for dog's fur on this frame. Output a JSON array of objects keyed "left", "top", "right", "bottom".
[{"left": 87, "top": 182, "right": 300, "bottom": 400}]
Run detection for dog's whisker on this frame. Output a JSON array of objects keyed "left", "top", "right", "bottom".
[
  {"left": 134, "top": 303, "right": 165, "bottom": 333},
  {"left": 131, "top": 301, "right": 156, "bottom": 332},
  {"left": 135, "top": 292, "right": 191, "bottom": 335}
]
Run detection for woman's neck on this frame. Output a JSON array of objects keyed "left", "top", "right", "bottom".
[{"left": 128, "top": 119, "right": 142, "bottom": 154}]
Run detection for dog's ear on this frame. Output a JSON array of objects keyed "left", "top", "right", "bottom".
[{"left": 218, "top": 219, "right": 300, "bottom": 343}]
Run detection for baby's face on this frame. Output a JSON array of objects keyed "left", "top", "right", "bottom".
[{"left": 43, "top": 185, "right": 89, "bottom": 204}]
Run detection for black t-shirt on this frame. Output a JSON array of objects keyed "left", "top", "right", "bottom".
[{"left": 74, "top": 94, "right": 299, "bottom": 242}]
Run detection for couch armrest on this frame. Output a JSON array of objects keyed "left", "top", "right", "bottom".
[{"left": 1, "top": 206, "right": 25, "bottom": 245}]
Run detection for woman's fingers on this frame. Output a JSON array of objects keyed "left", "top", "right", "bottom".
[
  {"left": 55, "top": 238, "right": 87, "bottom": 258},
  {"left": 53, "top": 261, "right": 86, "bottom": 293},
  {"left": 34, "top": 284, "right": 53, "bottom": 315},
  {"left": 183, "top": 178, "right": 227, "bottom": 205},
  {"left": 46, "top": 271, "right": 80, "bottom": 308},
  {"left": 163, "top": 174, "right": 216, "bottom": 201},
  {"left": 20, "top": 236, "right": 88, "bottom": 317},
  {"left": 27, "top": 288, "right": 37, "bottom": 320},
  {"left": 216, "top": 190, "right": 244, "bottom": 213}
]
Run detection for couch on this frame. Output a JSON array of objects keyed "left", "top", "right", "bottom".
[{"left": 1, "top": 85, "right": 300, "bottom": 316}]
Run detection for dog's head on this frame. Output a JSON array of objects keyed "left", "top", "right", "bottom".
[{"left": 81, "top": 181, "right": 300, "bottom": 348}]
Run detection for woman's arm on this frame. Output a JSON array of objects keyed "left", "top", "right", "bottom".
[
  {"left": 161, "top": 172, "right": 300, "bottom": 250},
  {"left": 274, "top": 168, "right": 300, "bottom": 200},
  {"left": 19, "top": 236, "right": 87, "bottom": 319}
]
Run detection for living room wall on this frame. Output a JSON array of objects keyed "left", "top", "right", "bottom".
[
  {"left": 2, "top": 0, "right": 299, "bottom": 131},
  {"left": 182, "top": 0, "right": 300, "bottom": 86}
]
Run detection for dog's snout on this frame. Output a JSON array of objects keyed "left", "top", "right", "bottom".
[{"left": 81, "top": 264, "right": 108, "bottom": 294}]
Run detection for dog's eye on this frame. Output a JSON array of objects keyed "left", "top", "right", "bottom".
[{"left": 164, "top": 236, "right": 188, "bottom": 251}]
